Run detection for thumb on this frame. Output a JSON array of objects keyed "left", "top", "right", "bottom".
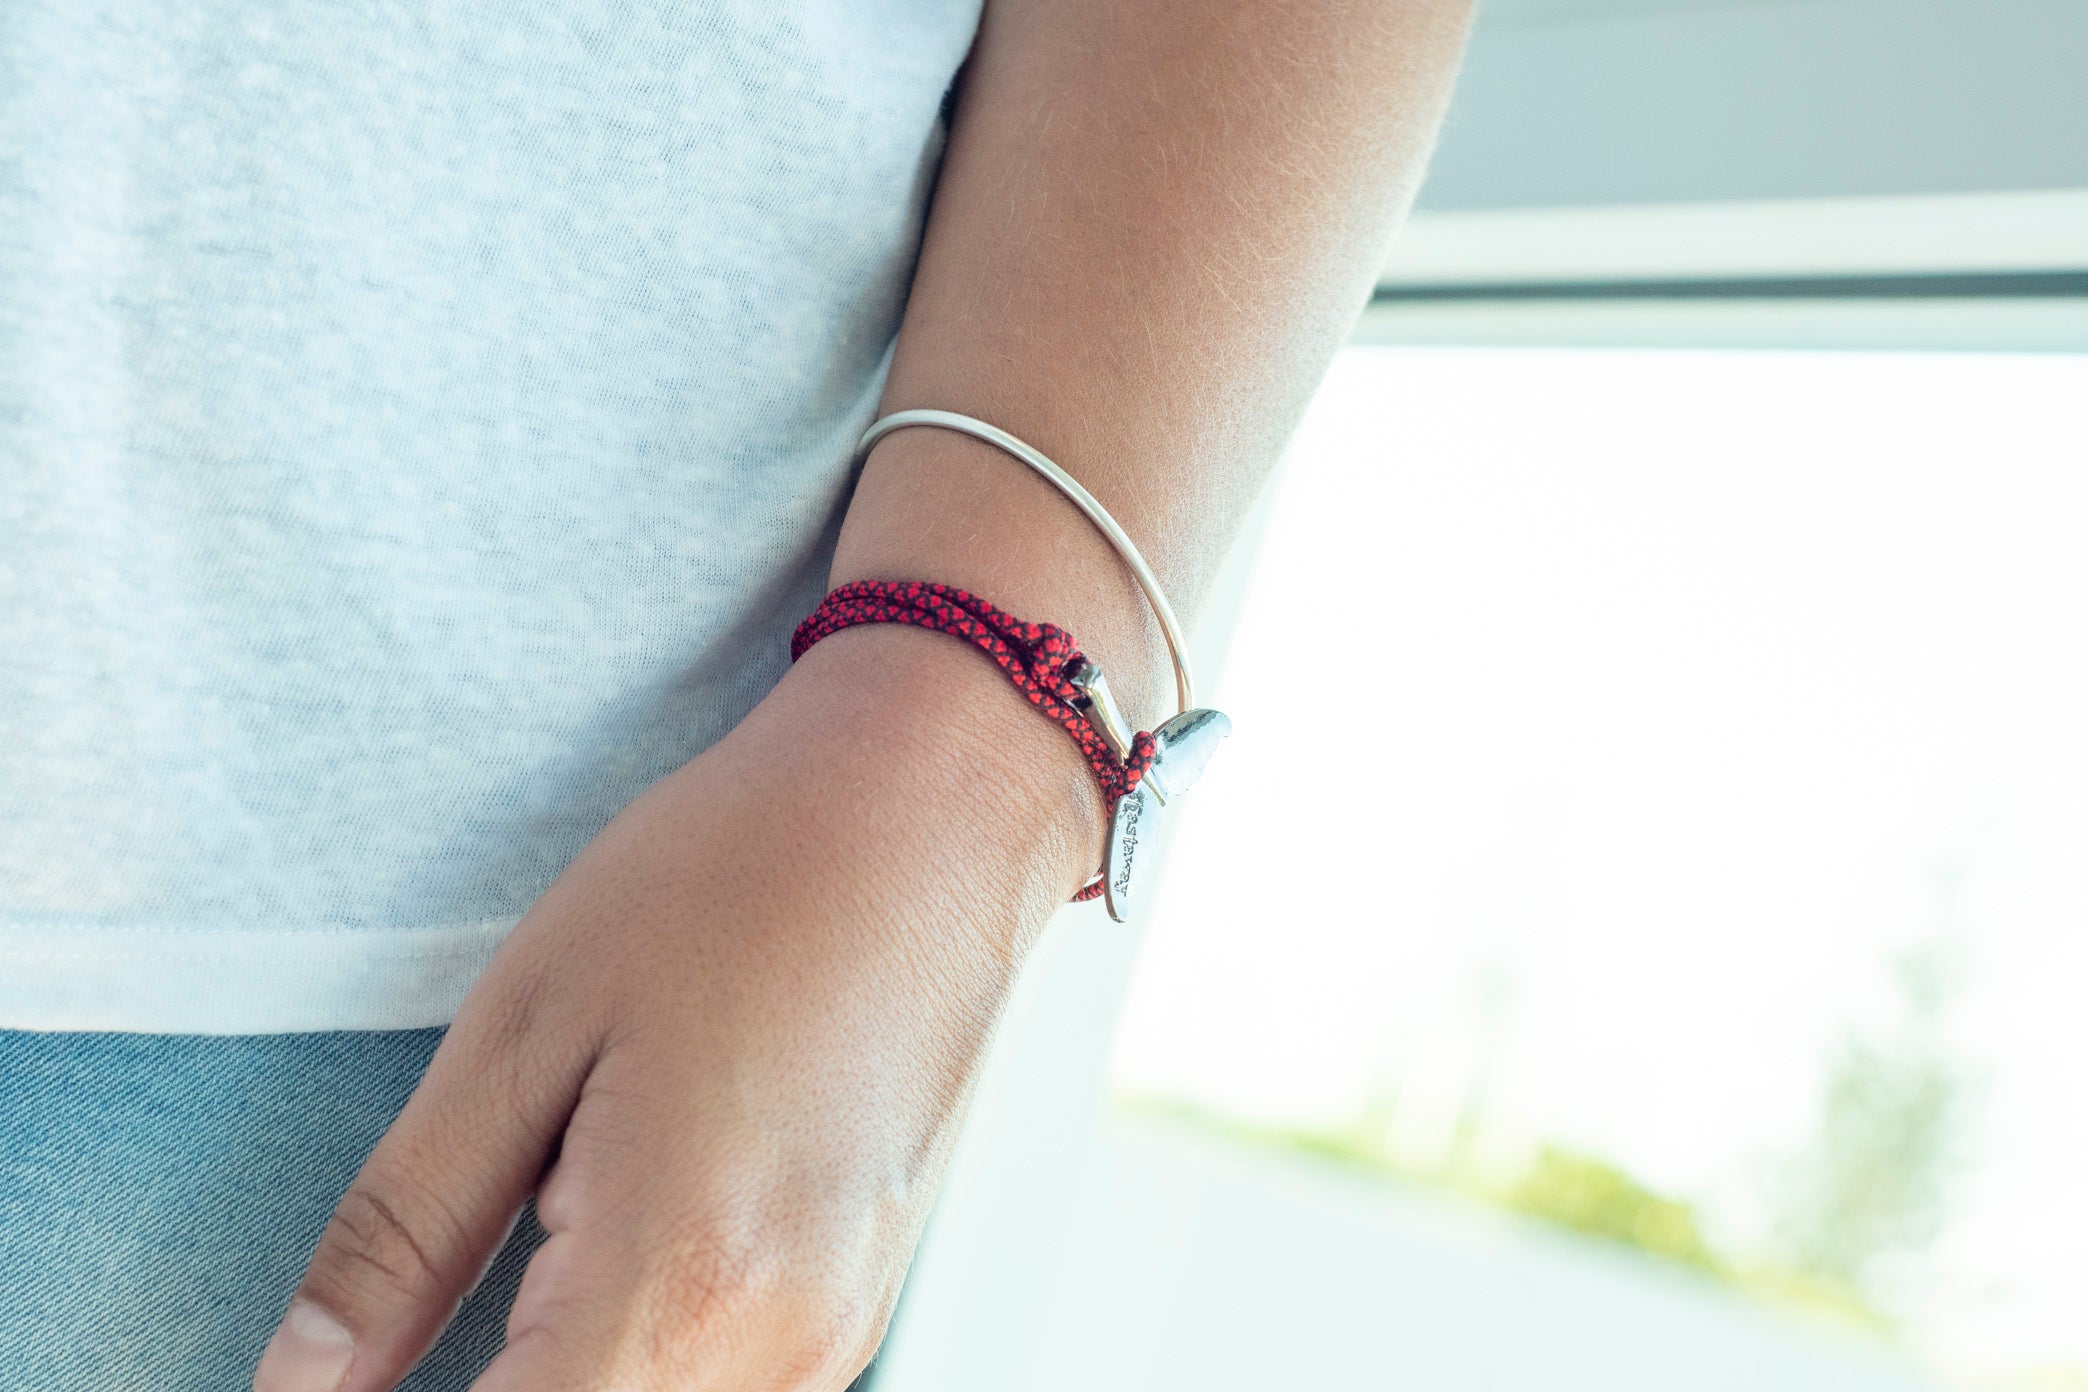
[{"left": 254, "top": 966, "right": 593, "bottom": 1392}]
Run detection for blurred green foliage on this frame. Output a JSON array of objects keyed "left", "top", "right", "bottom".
[
  {"left": 1770, "top": 936, "right": 1970, "bottom": 1294},
  {"left": 1500, "top": 1145, "right": 1718, "bottom": 1271},
  {"left": 1117, "top": 896, "right": 1990, "bottom": 1349},
  {"left": 1117, "top": 1093, "right": 1885, "bottom": 1330}
]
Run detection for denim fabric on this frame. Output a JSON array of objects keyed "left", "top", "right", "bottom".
[{"left": 0, "top": 1028, "right": 542, "bottom": 1391}]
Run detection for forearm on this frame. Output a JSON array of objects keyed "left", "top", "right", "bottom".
[
  {"left": 812, "top": 0, "right": 1471, "bottom": 895},
  {"left": 835, "top": 0, "right": 1471, "bottom": 711}
]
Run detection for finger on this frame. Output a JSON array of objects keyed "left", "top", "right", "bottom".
[
  {"left": 461, "top": 1233, "right": 622, "bottom": 1392},
  {"left": 254, "top": 962, "right": 596, "bottom": 1392},
  {"left": 464, "top": 1053, "right": 898, "bottom": 1392}
]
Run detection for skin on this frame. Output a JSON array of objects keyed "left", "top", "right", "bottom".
[{"left": 254, "top": 2, "right": 1471, "bottom": 1388}]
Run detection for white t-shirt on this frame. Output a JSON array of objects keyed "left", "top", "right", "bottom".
[{"left": 0, "top": 0, "right": 982, "bottom": 1032}]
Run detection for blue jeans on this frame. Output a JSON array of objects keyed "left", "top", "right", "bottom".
[
  {"left": 0, "top": 1028, "right": 542, "bottom": 1390},
  {"left": 2, "top": 1030, "right": 890, "bottom": 1391}
]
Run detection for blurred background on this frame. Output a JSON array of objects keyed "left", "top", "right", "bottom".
[{"left": 874, "top": 1, "right": 2088, "bottom": 1387}]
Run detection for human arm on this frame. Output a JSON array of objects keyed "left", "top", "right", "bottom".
[{"left": 256, "top": 3, "right": 1470, "bottom": 1389}]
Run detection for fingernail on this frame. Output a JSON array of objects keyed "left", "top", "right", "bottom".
[{"left": 254, "top": 1299, "right": 355, "bottom": 1392}]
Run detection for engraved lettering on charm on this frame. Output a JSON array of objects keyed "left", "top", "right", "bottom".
[
  {"left": 1103, "top": 784, "right": 1152, "bottom": 923},
  {"left": 1111, "top": 790, "right": 1143, "bottom": 897},
  {"left": 1101, "top": 708, "right": 1230, "bottom": 924}
]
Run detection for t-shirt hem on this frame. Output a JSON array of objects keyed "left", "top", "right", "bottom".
[{"left": 0, "top": 919, "right": 519, "bottom": 1034}]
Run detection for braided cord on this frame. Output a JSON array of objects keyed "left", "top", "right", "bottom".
[{"left": 790, "top": 579, "right": 1158, "bottom": 903}]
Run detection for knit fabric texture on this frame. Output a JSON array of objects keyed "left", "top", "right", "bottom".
[{"left": 0, "top": 0, "right": 983, "bottom": 1031}]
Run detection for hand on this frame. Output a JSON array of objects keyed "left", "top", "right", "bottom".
[{"left": 253, "top": 626, "right": 1102, "bottom": 1391}]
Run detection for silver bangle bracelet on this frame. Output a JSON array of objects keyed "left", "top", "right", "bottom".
[
  {"left": 854, "top": 406, "right": 1230, "bottom": 923},
  {"left": 854, "top": 408, "right": 1199, "bottom": 716}
]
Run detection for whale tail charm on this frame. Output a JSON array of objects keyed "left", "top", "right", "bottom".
[{"left": 1103, "top": 707, "right": 1232, "bottom": 923}]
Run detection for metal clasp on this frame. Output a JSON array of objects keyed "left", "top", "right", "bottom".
[{"left": 1065, "top": 657, "right": 1139, "bottom": 772}]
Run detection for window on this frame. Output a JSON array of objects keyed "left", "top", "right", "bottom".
[
  {"left": 1105, "top": 341, "right": 2088, "bottom": 1387},
  {"left": 873, "top": 194, "right": 2088, "bottom": 1392}
]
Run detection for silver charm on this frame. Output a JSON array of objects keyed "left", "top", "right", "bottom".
[{"left": 1102, "top": 705, "right": 1232, "bottom": 923}]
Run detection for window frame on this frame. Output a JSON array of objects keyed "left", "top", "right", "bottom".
[{"left": 1368, "top": 190, "right": 2088, "bottom": 353}]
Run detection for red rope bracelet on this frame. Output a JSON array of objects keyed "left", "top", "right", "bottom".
[{"left": 790, "top": 579, "right": 1158, "bottom": 903}]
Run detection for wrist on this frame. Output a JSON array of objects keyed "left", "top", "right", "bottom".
[
  {"left": 831, "top": 425, "right": 1179, "bottom": 739},
  {"left": 734, "top": 618, "right": 1109, "bottom": 922}
]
